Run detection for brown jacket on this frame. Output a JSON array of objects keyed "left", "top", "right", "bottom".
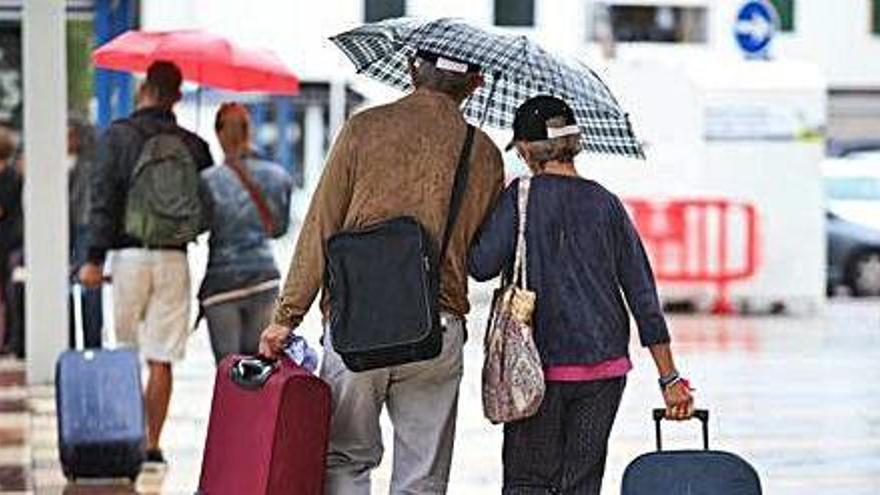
[{"left": 272, "top": 89, "right": 505, "bottom": 329}]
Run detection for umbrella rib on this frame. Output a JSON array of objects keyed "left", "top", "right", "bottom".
[{"left": 475, "top": 34, "right": 528, "bottom": 127}]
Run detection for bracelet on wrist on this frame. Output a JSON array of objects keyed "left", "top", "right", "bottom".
[
  {"left": 663, "top": 376, "right": 694, "bottom": 392},
  {"left": 658, "top": 370, "right": 680, "bottom": 390}
]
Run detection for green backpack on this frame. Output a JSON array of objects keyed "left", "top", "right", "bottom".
[{"left": 124, "top": 123, "right": 207, "bottom": 246}]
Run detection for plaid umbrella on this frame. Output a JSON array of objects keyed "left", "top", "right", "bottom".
[{"left": 331, "top": 17, "right": 643, "bottom": 159}]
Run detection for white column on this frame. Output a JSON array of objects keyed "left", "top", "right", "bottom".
[
  {"left": 304, "top": 103, "right": 325, "bottom": 185},
  {"left": 292, "top": 103, "right": 326, "bottom": 216},
  {"left": 328, "top": 78, "right": 346, "bottom": 141},
  {"left": 23, "top": 2, "right": 68, "bottom": 384}
]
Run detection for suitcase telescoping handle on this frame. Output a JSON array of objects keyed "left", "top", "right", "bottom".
[
  {"left": 652, "top": 408, "right": 709, "bottom": 451},
  {"left": 71, "top": 278, "right": 112, "bottom": 351},
  {"left": 230, "top": 357, "right": 278, "bottom": 390}
]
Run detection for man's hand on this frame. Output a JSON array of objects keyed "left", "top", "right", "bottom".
[
  {"left": 78, "top": 262, "right": 105, "bottom": 289},
  {"left": 662, "top": 380, "right": 694, "bottom": 420},
  {"left": 259, "top": 323, "right": 291, "bottom": 358}
]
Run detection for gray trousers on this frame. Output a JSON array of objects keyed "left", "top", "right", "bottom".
[
  {"left": 320, "top": 316, "right": 465, "bottom": 495},
  {"left": 204, "top": 289, "right": 276, "bottom": 364}
]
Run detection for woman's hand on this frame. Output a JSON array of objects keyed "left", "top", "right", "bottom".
[
  {"left": 649, "top": 343, "right": 694, "bottom": 420},
  {"left": 662, "top": 380, "right": 694, "bottom": 420},
  {"left": 259, "top": 323, "right": 291, "bottom": 358}
]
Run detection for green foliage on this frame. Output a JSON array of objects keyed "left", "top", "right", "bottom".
[{"left": 67, "top": 20, "right": 93, "bottom": 115}]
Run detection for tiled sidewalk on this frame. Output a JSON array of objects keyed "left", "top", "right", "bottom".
[
  {"left": 0, "top": 360, "right": 29, "bottom": 494},
  {"left": 21, "top": 332, "right": 219, "bottom": 495}
]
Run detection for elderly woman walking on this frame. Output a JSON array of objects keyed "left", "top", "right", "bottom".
[
  {"left": 199, "top": 102, "right": 293, "bottom": 364},
  {"left": 469, "top": 95, "right": 694, "bottom": 494}
]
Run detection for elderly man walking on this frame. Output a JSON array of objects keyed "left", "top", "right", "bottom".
[{"left": 260, "top": 52, "right": 504, "bottom": 494}]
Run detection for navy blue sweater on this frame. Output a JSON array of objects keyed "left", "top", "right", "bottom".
[{"left": 468, "top": 175, "right": 670, "bottom": 366}]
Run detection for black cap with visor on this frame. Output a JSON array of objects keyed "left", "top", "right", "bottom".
[{"left": 506, "top": 95, "right": 580, "bottom": 151}]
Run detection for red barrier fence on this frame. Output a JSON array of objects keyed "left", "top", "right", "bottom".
[{"left": 624, "top": 199, "right": 759, "bottom": 314}]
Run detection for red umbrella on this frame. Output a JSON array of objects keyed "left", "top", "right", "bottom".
[{"left": 92, "top": 30, "right": 299, "bottom": 95}]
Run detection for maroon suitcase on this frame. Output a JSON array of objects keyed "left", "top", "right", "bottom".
[{"left": 199, "top": 355, "right": 331, "bottom": 495}]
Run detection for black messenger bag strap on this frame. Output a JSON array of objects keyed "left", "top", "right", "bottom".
[{"left": 438, "top": 124, "right": 476, "bottom": 270}]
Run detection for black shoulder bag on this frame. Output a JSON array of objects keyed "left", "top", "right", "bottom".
[{"left": 326, "top": 125, "right": 475, "bottom": 372}]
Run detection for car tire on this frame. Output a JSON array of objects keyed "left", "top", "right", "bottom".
[{"left": 846, "top": 250, "right": 880, "bottom": 297}]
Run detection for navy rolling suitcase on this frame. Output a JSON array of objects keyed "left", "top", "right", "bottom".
[
  {"left": 55, "top": 285, "right": 145, "bottom": 482},
  {"left": 622, "top": 409, "right": 761, "bottom": 495}
]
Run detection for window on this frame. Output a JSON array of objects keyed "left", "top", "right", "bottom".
[
  {"left": 873, "top": 0, "right": 880, "bottom": 34},
  {"left": 825, "top": 176, "right": 880, "bottom": 201},
  {"left": 495, "top": 0, "right": 535, "bottom": 27},
  {"left": 596, "top": 5, "right": 708, "bottom": 43},
  {"left": 364, "top": 0, "right": 405, "bottom": 23},
  {"left": 768, "top": 0, "right": 794, "bottom": 32}
]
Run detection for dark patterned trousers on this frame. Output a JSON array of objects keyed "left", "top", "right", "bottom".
[{"left": 502, "top": 377, "right": 627, "bottom": 495}]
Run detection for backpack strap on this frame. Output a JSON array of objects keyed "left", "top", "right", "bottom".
[
  {"left": 438, "top": 124, "right": 475, "bottom": 268},
  {"left": 226, "top": 159, "right": 276, "bottom": 237},
  {"left": 120, "top": 118, "right": 188, "bottom": 185}
]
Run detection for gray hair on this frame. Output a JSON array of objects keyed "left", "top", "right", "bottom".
[
  {"left": 519, "top": 117, "right": 583, "bottom": 166},
  {"left": 411, "top": 57, "right": 477, "bottom": 100}
]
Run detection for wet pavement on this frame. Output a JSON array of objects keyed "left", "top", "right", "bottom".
[{"left": 5, "top": 288, "right": 880, "bottom": 493}]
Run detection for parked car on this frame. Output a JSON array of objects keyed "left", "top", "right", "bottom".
[
  {"left": 823, "top": 158, "right": 880, "bottom": 232},
  {"left": 826, "top": 139, "right": 880, "bottom": 158},
  {"left": 827, "top": 211, "right": 880, "bottom": 297}
]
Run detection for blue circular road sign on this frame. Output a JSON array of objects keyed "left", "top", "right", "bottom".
[{"left": 734, "top": 1, "right": 778, "bottom": 56}]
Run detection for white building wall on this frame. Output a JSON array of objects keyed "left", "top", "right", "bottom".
[
  {"left": 407, "top": 0, "right": 493, "bottom": 24},
  {"left": 142, "top": 0, "right": 361, "bottom": 82},
  {"left": 143, "top": 0, "right": 880, "bottom": 90},
  {"left": 681, "top": 0, "right": 880, "bottom": 90},
  {"left": 773, "top": 0, "right": 880, "bottom": 89},
  {"left": 142, "top": 0, "right": 591, "bottom": 79}
]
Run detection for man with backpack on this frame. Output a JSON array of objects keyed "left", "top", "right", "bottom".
[
  {"left": 79, "top": 61, "right": 212, "bottom": 465},
  {"left": 259, "top": 52, "right": 505, "bottom": 494}
]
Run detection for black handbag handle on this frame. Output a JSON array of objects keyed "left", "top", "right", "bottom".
[
  {"left": 230, "top": 356, "right": 277, "bottom": 390},
  {"left": 438, "top": 124, "right": 475, "bottom": 271},
  {"left": 652, "top": 408, "right": 710, "bottom": 451}
]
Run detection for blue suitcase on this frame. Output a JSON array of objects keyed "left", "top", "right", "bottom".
[
  {"left": 622, "top": 409, "right": 762, "bottom": 495},
  {"left": 55, "top": 337, "right": 145, "bottom": 480}
]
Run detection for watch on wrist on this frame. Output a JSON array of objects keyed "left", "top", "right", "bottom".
[{"left": 658, "top": 370, "right": 680, "bottom": 390}]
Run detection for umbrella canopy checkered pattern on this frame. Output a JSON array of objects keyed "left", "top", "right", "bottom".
[{"left": 331, "top": 17, "right": 643, "bottom": 159}]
